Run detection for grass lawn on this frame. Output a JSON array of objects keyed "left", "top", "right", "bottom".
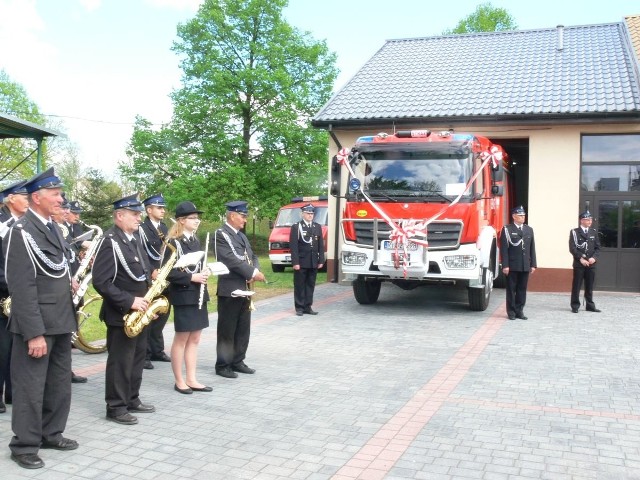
[{"left": 77, "top": 254, "right": 327, "bottom": 346}]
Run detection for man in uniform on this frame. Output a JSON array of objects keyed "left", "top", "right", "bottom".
[
  {"left": 3, "top": 168, "right": 78, "bottom": 469},
  {"left": 0, "top": 180, "right": 29, "bottom": 415},
  {"left": 139, "top": 194, "right": 171, "bottom": 369},
  {"left": 290, "top": 203, "right": 325, "bottom": 316},
  {"left": 214, "top": 200, "right": 265, "bottom": 378},
  {"left": 92, "top": 194, "right": 155, "bottom": 425},
  {"left": 499, "top": 205, "right": 537, "bottom": 320},
  {"left": 569, "top": 211, "right": 601, "bottom": 313},
  {"left": 67, "top": 200, "right": 91, "bottom": 252}
]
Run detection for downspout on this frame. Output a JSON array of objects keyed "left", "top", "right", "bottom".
[
  {"left": 36, "top": 137, "right": 43, "bottom": 173},
  {"left": 328, "top": 125, "right": 342, "bottom": 283}
]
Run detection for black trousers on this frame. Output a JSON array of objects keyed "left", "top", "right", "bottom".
[
  {"left": 293, "top": 267, "right": 318, "bottom": 312},
  {"left": 146, "top": 306, "right": 170, "bottom": 359},
  {"left": 0, "top": 314, "right": 12, "bottom": 403},
  {"left": 571, "top": 266, "right": 597, "bottom": 310},
  {"left": 105, "top": 325, "right": 147, "bottom": 417},
  {"left": 505, "top": 270, "right": 530, "bottom": 316},
  {"left": 10, "top": 333, "right": 72, "bottom": 455},
  {"left": 216, "top": 296, "right": 251, "bottom": 369}
]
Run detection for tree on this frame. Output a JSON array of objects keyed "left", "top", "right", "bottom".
[
  {"left": 76, "top": 168, "right": 123, "bottom": 229},
  {"left": 0, "top": 70, "right": 47, "bottom": 181},
  {"left": 442, "top": 3, "right": 517, "bottom": 34},
  {"left": 122, "top": 0, "right": 338, "bottom": 220}
]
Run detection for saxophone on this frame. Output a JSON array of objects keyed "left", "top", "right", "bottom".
[
  {"left": 72, "top": 224, "right": 104, "bottom": 306},
  {"left": 123, "top": 242, "right": 177, "bottom": 338}
]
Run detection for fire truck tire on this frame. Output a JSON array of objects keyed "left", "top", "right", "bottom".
[
  {"left": 468, "top": 268, "right": 492, "bottom": 311},
  {"left": 353, "top": 277, "right": 381, "bottom": 304},
  {"left": 271, "top": 263, "right": 285, "bottom": 273}
]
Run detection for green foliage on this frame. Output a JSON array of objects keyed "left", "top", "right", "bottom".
[
  {"left": 0, "top": 70, "right": 47, "bottom": 181},
  {"left": 76, "top": 168, "right": 123, "bottom": 229},
  {"left": 122, "top": 0, "right": 337, "bottom": 222},
  {"left": 442, "top": 2, "right": 517, "bottom": 34}
]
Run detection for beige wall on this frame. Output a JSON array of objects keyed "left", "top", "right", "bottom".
[{"left": 325, "top": 123, "right": 640, "bottom": 271}]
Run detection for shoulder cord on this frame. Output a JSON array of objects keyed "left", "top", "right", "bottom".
[
  {"left": 138, "top": 226, "right": 162, "bottom": 261},
  {"left": 218, "top": 229, "right": 246, "bottom": 261},
  {"left": 571, "top": 229, "right": 588, "bottom": 251},
  {"left": 111, "top": 238, "right": 147, "bottom": 282},
  {"left": 503, "top": 225, "right": 524, "bottom": 248},
  {"left": 176, "top": 239, "right": 200, "bottom": 274},
  {"left": 22, "top": 231, "right": 69, "bottom": 278},
  {"left": 297, "top": 222, "right": 313, "bottom": 244}
]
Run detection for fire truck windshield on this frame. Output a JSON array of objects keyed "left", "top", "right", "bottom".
[{"left": 353, "top": 148, "right": 474, "bottom": 201}]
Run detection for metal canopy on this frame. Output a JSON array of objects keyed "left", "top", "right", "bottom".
[{"left": 0, "top": 112, "right": 62, "bottom": 173}]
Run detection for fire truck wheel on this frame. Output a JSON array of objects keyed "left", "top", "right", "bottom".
[
  {"left": 271, "top": 263, "right": 285, "bottom": 273},
  {"left": 468, "top": 268, "right": 492, "bottom": 311},
  {"left": 353, "top": 277, "right": 381, "bottom": 305}
]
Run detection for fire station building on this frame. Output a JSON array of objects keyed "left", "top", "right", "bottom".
[{"left": 313, "top": 15, "right": 640, "bottom": 293}]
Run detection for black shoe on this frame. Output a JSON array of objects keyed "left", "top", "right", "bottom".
[
  {"left": 174, "top": 384, "right": 193, "bottom": 394},
  {"left": 216, "top": 367, "right": 238, "bottom": 379},
  {"left": 571, "top": 308, "right": 579, "bottom": 313},
  {"left": 586, "top": 308, "right": 601, "bottom": 313},
  {"left": 232, "top": 362, "right": 255, "bottom": 374},
  {"left": 151, "top": 352, "right": 171, "bottom": 362},
  {"left": 11, "top": 453, "right": 44, "bottom": 469},
  {"left": 106, "top": 412, "right": 138, "bottom": 425},
  {"left": 516, "top": 314, "right": 528, "bottom": 320},
  {"left": 143, "top": 360, "right": 154, "bottom": 370},
  {"left": 187, "top": 385, "right": 213, "bottom": 392},
  {"left": 72, "top": 373, "right": 88, "bottom": 383},
  {"left": 129, "top": 403, "right": 155, "bottom": 413},
  {"left": 508, "top": 315, "right": 516, "bottom": 320},
  {"left": 41, "top": 437, "right": 79, "bottom": 451},
  {"left": 303, "top": 308, "right": 318, "bottom": 315},
  {"left": 0, "top": 401, "right": 5, "bottom": 413},
  {"left": 295, "top": 310, "right": 303, "bottom": 316}
]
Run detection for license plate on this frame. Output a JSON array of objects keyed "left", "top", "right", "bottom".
[
  {"left": 382, "top": 240, "right": 419, "bottom": 251},
  {"left": 285, "top": 255, "right": 291, "bottom": 261}
]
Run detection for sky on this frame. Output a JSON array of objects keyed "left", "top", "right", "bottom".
[{"left": 0, "top": 0, "right": 637, "bottom": 178}]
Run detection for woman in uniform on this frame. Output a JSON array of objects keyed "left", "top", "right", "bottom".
[{"left": 164, "top": 201, "right": 211, "bottom": 394}]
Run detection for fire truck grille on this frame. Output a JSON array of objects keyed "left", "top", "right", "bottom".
[{"left": 353, "top": 220, "right": 462, "bottom": 249}]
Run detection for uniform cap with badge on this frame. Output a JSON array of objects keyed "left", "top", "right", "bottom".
[
  {"left": 24, "top": 167, "right": 64, "bottom": 194},
  {"left": 0, "top": 179, "right": 28, "bottom": 198},
  {"left": 112, "top": 194, "right": 144, "bottom": 212},
  {"left": 511, "top": 205, "right": 526, "bottom": 215},
  {"left": 226, "top": 200, "right": 249, "bottom": 216},
  {"left": 142, "top": 193, "right": 166, "bottom": 207},
  {"left": 579, "top": 211, "right": 592, "bottom": 219},
  {"left": 301, "top": 204, "right": 315, "bottom": 213},
  {"left": 69, "top": 200, "right": 83, "bottom": 213}
]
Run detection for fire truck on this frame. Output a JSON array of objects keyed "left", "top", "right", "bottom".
[{"left": 331, "top": 130, "right": 512, "bottom": 311}]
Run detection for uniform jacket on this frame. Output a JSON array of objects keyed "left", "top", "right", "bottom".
[
  {"left": 499, "top": 223, "right": 537, "bottom": 272},
  {"left": 92, "top": 226, "right": 150, "bottom": 327},
  {"left": 289, "top": 220, "right": 325, "bottom": 269},
  {"left": 214, "top": 224, "right": 259, "bottom": 297},
  {"left": 2, "top": 209, "right": 76, "bottom": 340},
  {"left": 0, "top": 207, "right": 15, "bottom": 299},
  {"left": 164, "top": 234, "right": 210, "bottom": 306},
  {"left": 59, "top": 221, "right": 80, "bottom": 275},
  {"left": 569, "top": 226, "right": 600, "bottom": 268},
  {"left": 139, "top": 217, "right": 168, "bottom": 271}
]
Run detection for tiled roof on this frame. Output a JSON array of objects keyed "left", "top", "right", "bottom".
[
  {"left": 313, "top": 21, "right": 640, "bottom": 126},
  {"left": 626, "top": 15, "right": 640, "bottom": 63}
]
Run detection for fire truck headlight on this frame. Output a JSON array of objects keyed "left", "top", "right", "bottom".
[
  {"left": 270, "top": 242, "right": 282, "bottom": 249},
  {"left": 342, "top": 251, "right": 367, "bottom": 266},
  {"left": 444, "top": 255, "right": 477, "bottom": 269},
  {"left": 349, "top": 178, "right": 361, "bottom": 192}
]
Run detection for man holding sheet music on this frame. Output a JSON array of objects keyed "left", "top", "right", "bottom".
[{"left": 213, "top": 201, "right": 265, "bottom": 379}]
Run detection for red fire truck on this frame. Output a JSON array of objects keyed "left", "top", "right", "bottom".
[
  {"left": 331, "top": 130, "right": 512, "bottom": 311},
  {"left": 268, "top": 197, "right": 328, "bottom": 272}
]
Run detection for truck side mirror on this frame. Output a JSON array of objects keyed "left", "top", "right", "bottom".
[
  {"left": 491, "top": 163, "right": 504, "bottom": 182},
  {"left": 492, "top": 185, "right": 504, "bottom": 196},
  {"left": 330, "top": 154, "right": 341, "bottom": 197}
]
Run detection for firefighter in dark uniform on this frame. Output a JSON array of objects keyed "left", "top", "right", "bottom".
[
  {"left": 0, "top": 180, "right": 29, "bottom": 415},
  {"left": 289, "top": 204, "right": 325, "bottom": 316},
  {"left": 139, "top": 194, "right": 171, "bottom": 368},
  {"left": 3, "top": 168, "right": 78, "bottom": 469},
  {"left": 214, "top": 201, "right": 265, "bottom": 378},
  {"left": 91, "top": 194, "right": 155, "bottom": 425},
  {"left": 569, "top": 211, "right": 601, "bottom": 313},
  {"left": 499, "top": 205, "right": 537, "bottom": 320}
]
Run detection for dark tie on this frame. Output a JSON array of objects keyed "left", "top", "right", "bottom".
[{"left": 46, "top": 221, "right": 55, "bottom": 232}]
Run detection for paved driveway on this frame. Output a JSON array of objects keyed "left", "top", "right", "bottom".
[{"left": 0, "top": 283, "right": 639, "bottom": 479}]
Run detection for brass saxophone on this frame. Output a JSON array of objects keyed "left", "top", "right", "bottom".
[
  {"left": 123, "top": 242, "right": 177, "bottom": 338},
  {"left": 72, "top": 224, "right": 103, "bottom": 306}
]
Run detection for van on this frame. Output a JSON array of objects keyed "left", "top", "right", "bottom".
[{"left": 268, "top": 197, "right": 328, "bottom": 272}]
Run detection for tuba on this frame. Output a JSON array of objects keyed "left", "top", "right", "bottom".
[
  {"left": 72, "top": 224, "right": 104, "bottom": 306},
  {"left": 123, "top": 243, "right": 177, "bottom": 338}
]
